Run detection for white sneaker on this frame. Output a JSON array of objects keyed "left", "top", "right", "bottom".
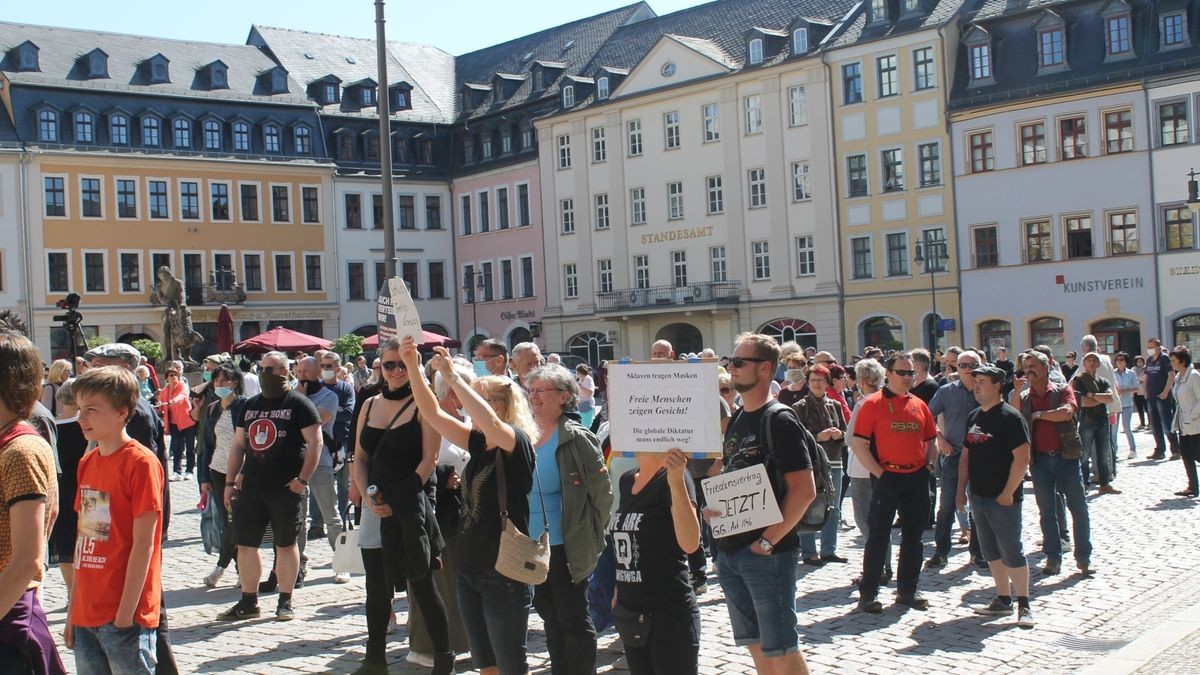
[
  {"left": 334, "top": 572, "right": 351, "bottom": 584},
  {"left": 169, "top": 472, "right": 182, "bottom": 482},
  {"left": 1127, "top": 450, "right": 1137, "bottom": 460},
  {"left": 204, "top": 566, "right": 224, "bottom": 588},
  {"left": 405, "top": 651, "right": 434, "bottom": 668},
  {"left": 183, "top": 472, "right": 193, "bottom": 481}
]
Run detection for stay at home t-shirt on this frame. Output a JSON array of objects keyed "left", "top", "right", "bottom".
[
  {"left": 236, "top": 391, "right": 321, "bottom": 488},
  {"left": 611, "top": 469, "right": 696, "bottom": 613},
  {"left": 965, "top": 403, "right": 1030, "bottom": 501},
  {"left": 71, "top": 440, "right": 164, "bottom": 629}
]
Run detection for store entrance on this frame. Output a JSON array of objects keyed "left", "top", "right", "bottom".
[{"left": 1091, "top": 318, "right": 1141, "bottom": 356}]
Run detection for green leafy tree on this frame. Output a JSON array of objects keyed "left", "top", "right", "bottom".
[
  {"left": 332, "top": 334, "right": 365, "bottom": 359},
  {"left": 132, "top": 338, "right": 164, "bottom": 363},
  {"left": 85, "top": 334, "right": 111, "bottom": 350}
]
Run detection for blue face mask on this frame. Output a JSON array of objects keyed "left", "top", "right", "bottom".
[
  {"left": 472, "top": 358, "right": 490, "bottom": 378},
  {"left": 202, "top": 370, "right": 213, "bottom": 382},
  {"left": 214, "top": 386, "right": 234, "bottom": 398}
]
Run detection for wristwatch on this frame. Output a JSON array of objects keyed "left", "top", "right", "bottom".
[
  {"left": 296, "top": 477, "right": 309, "bottom": 486},
  {"left": 757, "top": 537, "right": 774, "bottom": 553}
]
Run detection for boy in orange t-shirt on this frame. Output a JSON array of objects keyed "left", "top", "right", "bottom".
[{"left": 66, "top": 367, "right": 164, "bottom": 675}]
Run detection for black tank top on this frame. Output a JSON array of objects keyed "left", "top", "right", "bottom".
[{"left": 360, "top": 399, "right": 423, "bottom": 490}]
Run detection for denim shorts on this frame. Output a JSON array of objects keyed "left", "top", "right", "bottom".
[
  {"left": 456, "top": 568, "right": 532, "bottom": 674},
  {"left": 73, "top": 623, "right": 157, "bottom": 675},
  {"left": 715, "top": 545, "right": 800, "bottom": 657},
  {"left": 970, "top": 494, "right": 1026, "bottom": 568}
]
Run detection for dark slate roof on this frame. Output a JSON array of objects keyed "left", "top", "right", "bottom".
[
  {"left": 248, "top": 26, "right": 455, "bottom": 124},
  {"left": 0, "top": 108, "right": 19, "bottom": 144},
  {"left": 822, "top": 0, "right": 975, "bottom": 50},
  {"left": 949, "top": 0, "right": 1200, "bottom": 110},
  {"left": 453, "top": 2, "right": 655, "bottom": 121},
  {"left": 0, "top": 21, "right": 310, "bottom": 105},
  {"left": 969, "top": 0, "right": 1075, "bottom": 21}
]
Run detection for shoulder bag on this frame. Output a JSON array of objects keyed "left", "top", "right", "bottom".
[{"left": 493, "top": 442, "right": 550, "bottom": 585}]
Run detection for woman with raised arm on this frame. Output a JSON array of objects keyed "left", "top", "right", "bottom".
[
  {"left": 351, "top": 337, "right": 451, "bottom": 675},
  {"left": 400, "top": 340, "right": 538, "bottom": 675}
]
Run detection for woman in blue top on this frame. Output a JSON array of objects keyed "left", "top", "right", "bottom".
[
  {"left": 524, "top": 366, "right": 613, "bottom": 675},
  {"left": 1113, "top": 353, "right": 1139, "bottom": 460}
]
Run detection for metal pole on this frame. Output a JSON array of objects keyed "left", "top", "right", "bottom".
[
  {"left": 930, "top": 248, "right": 938, "bottom": 352},
  {"left": 375, "top": 0, "right": 396, "bottom": 278}
]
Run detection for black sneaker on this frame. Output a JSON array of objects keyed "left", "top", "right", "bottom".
[
  {"left": 306, "top": 525, "right": 326, "bottom": 541},
  {"left": 857, "top": 597, "right": 883, "bottom": 614},
  {"left": 295, "top": 567, "right": 306, "bottom": 589},
  {"left": 880, "top": 568, "right": 893, "bottom": 585},
  {"left": 276, "top": 599, "right": 295, "bottom": 622},
  {"left": 895, "top": 593, "right": 930, "bottom": 610},
  {"left": 259, "top": 571, "right": 278, "bottom": 594},
  {"left": 973, "top": 597, "right": 1014, "bottom": 616},
  {"left": 924, "top": 554, "right": 948, "bottom": 569},
  {"left": 1016, "top": 605, "right": 1035, "bottom": 629},
  {"left": 217, "top": 602, "right": 260, "bottom": 621}
]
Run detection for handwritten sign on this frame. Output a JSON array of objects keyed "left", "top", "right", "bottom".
[
  {"left": 606, "top": 360, "right": 720, "bottom": 456},
  {"left": 376, "top": 277, "right": 423, "bottom": 344},
  {"left": 701, "top": 465, "right": 782, "bottom": 539}
]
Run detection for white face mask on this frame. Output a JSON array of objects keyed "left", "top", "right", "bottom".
[{"left": 321, "top": 369, "right": 336, "bottom": 381}]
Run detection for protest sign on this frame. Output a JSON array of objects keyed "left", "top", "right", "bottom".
[
  {"left": 606, "top": 360, "right": 720, "bottom": 456},
  {"left": 376, "top": 277, "right": 423, "bottom": 344},
  {"left": 701, "top": 465, "right": 783, "bottom": 539}
]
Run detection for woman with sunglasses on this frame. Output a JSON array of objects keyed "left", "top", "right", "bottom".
[
  {"left": 351, "top": 338, "right": 452, "bottom": 674},
  {"left": 400, "top": 339, "right": 539, "bottom": 675}
]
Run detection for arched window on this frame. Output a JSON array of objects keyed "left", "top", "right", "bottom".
[
  {"left": 294, "top": 126, "right": 311, "bottom": 154},
  {"left": 232, "top": 122, "right": 251, "bottom": 152},
  {"left": 597, "top": 76, "right": 610, "bottom": 99},
  {"left": 861, "top": 316, "right": 903, "bottom": 351},
  {"left": 568, "top": 331, "right": 614, "bottom": 367},
  {"left": 1029, "top": 317, "right": 1065, "bottom": 357},
  {"left": 109, "top": 114, "right": 129, "bottom": 145},
  {"left": 793, "top": 28, "right": 809, "bottom": 54},
  {"left": 172, "top": 118, "right": 191, "bottom": 148},
  {"left": 203, "top": 120, "right": 222, "bottom": 150},
  {"left": 264, "top": 124, "right": 281, "bottom": 153},
  {"left": 141, "top": 116, "right": 160, "bottom": 146},
  {"left": 38, "top": 110, "right": 58, "bottom": 142},
  {"left": 749, "top": 38, "right": 764, "bottom": 65},
  {"left": 1175, "top": 314, "right": 1200, "bottom": 355},
  {"left": 74, "top": 112, "right": 94, "bottom": 143},
  {"left": 759, "top": 319, "right": 818, "bottom": 349},
  {"left": 978, "top": 320, "right": 1012, "bottom": 359},
  {"left": 562, "top": 85, "right": 575, "bottom": 108},
  {"left": 922, "top": 313, "right": 946, "bottom": 352}
]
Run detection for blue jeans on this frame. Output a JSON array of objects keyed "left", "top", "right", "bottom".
[
  {"left": 800, "top": 466, "right": 844, "bottom": 558},
  {"left": 457, "top": 569, "right": 532, "bottom": 674},
  {"left": 932, "top": 453, "right": 967, "bottom": 556},
  {"left": 969, "top": 494, "right": 1025, "bottom": 568},
  {"left": 1119, "top": 406, "right": 1136, "bottom": 454},
  {"left": 73, "top": 623, "right": 157, "bottom": 675},
  {"left": 1030, "top": 453, "right": 1092, "bottom": 566},
  {"left": 1149, "top": 394, "right": 1180, "bottom": 455},
  {"left": 715, "top": 545, "right": 800, "bottom": 658},
  {"left": 1079, "top": 419, "right": 1113, "bottom": 485}
]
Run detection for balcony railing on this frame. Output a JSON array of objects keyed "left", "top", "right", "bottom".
[
  {"left": 185, "top": 269, "right": 247, "bottom": 305},
  {"left": 597, "top": 281, "right": 741, "bottom": 313}
]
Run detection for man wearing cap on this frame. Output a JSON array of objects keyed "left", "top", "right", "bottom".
[
  {"left": 1071, "top": 352, "right": 1120, "bottom": 495},
  {"left": 958, "top": 364, "right": 1034, "bottom": 628}
]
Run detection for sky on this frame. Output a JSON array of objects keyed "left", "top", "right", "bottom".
[{"left": 6, "top": 0, "right": 713, "bottom": 55}]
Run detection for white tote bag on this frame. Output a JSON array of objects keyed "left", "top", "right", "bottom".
[{"left": 331, "top": 521, "right": 365, "bottom": 575}]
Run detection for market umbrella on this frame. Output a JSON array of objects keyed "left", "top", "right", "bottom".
[
  {"left": 232, "top": 326, "right": 333, "bottom": 356},
  {"left": 216, "top": 304, "right": 234, "bottom": 354},
  {"left": 361, "top": 330, "right": 462, "bottom": 350}
]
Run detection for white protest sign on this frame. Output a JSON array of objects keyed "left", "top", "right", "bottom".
[
  {"left": 701, "top": 465, "right": 783, "bottom": 539},
  {"left": 376, "top": 277, "right": 423, "bottom": 344},
  {"left": 606, "top": 360, "right": 721, "bottom": 456}
]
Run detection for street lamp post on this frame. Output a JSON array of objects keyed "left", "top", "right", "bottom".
[
  {"left": 462, "top": 270, "right": 486, "bottom": 350},
  {"left": 1187, "top": 168, "right": 1200, "bottom": 218},
  {"left": 914, "top": 236, "right": 949, "bottom": 352}
]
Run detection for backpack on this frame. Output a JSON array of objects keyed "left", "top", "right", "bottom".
[{"left": 739, "top": 400, "right": 836, "bottom": 535}]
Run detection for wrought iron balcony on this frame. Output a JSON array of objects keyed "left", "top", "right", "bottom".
[
  {"left": 185, "top": 268, "right": 246, "bottom": 305},
  {"left": 596, "top": 281, "right": 741, "bottom": 313}
]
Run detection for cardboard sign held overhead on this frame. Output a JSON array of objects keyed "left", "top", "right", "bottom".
[
  {"left": 377, "top": 277, "right": 424, "bottom": 345},
  {"left": 606, "top": 359, "right": 721, "bottom": 457}
]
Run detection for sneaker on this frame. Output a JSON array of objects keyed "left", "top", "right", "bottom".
[
  {"left": 895, "top": 593, "right": 930, "bottom": 610},
  {"left": 217, "top": 601, "right": 260, "bottom": 621},
  {"left": 405, "top": 651, "right": 435, "bottom": 668},
  {"left": 1127, "top": 450, "right": 1137, "bottom": 460},
  {"left": 924, "top": 554, "right": 948, "bottom": 570},
  {"left": 973, "top": 596, "right": 1014, "bottom": 616},
  {"left": 857, "top": 597, "right": 883, "bottom": 614},
  {"left": 1061, "top": 538, "right": 1073, "bottom": 552},
  {"left": 182, "top": 472, "right": 193, "bottom": 481},
  {"left": 1097, "top": 484, "right": 1122, "bottom": 495},
  {"left": 295, "top": 567, "right": 306, "bottom": 589},
  {"left": 1041, "top": 561, "right": 1061, "bottom": 576},
  {"left": 820, "top": 554, "right": 849, "bottom": 564},
  {"left": 802, "top": 556, "right": 825, "bottom": 567},
  {"left": 169, "top": 472, "right": 182, "bottom": 482},
  {"left": 276, "top": 599, "right": 295, "bottom": 621},
  {"left": 204, "top": 566, "right": 225, "bottom": 588},
  {"left": 1017, "top": 605, "right": 1035, "bottom": 629},
  {"left": 1169, "top": 453, "right": 1182, "bottom": 461},
  {"left": 307, "top": 525, "right": 326, "bottom": 541},
  {"left": 334, "top": 572, "right": 351, "bottom": 584}
]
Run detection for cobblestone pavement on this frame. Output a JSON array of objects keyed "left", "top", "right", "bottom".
[
  {"left": 40, "top": 427, "right": 1200, "bottom": 673},
  {"left": 1134, "top": 627, "right": 1200, "bottom": 675}
]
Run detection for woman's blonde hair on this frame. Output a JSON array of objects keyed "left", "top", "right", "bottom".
[
  {"left": 476, "top": 375, "right": 538, "bottom": 445},
  {"left": 48, "top": 359, "right": 73, "bottom": 385}
]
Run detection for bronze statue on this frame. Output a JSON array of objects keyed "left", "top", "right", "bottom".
[{"left": 149, "top": 266, "right": 203, "bottom": 364}]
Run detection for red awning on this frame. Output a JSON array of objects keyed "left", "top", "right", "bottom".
[
  {"left": 361, "top": 330, "right": 462, "bottom": 350},
  {"left": 232, "top": 326, "right": 333, "bottom": 356}
]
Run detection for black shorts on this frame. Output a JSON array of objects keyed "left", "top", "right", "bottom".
[{"left": 233, "top": 484, "right": 304, "bottom": 548}]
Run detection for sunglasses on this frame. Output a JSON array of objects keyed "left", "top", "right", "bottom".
[
  {"left": 957, "top": 363, "right": 977, "bottom": 370},
  {"left": 382, "top": 361, "right": 407, "bottom": 372},
  {"left": 727, "top": 356, "right": 768, "bottom": 368},
  {"left": 719, "top": 387, "right": 733, "bottom": 394},
  {"left": 890, "top": 369, "right": 916, "bottom": 377}
]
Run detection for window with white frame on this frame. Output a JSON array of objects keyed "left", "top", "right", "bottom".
[
  {"left": 479, "top": 261, "right": 493, "bottom": 301},
  {"left": 597, "top": 258, "right": 613, "bottom": 293},
  {"left": 793, "top": 28, "right": 808, "bottom": 54},
  {"left": 243, "top": 253, "right": 263, "bottom": 292},
  {"left": 634, "top": 255, "right": 650, "bottom": 289},
  {"left": 672, "top": 251, "right": 688, "bottom": 287},
  {"left": 81, "top": 178, "right": 102, "bottom": 218},
  {"left": 752, "top": 241, "right": 770, "bottom": 280},
  {"left": 1020, "top": 122, "right": 1048, "bottom": 165},
  {"left": 203, "top": 120, "right": 221, "bottom": 150},
  {"left": 597, "top": 77, "right": 610, "bottom": 99},
  {"left": 744, "top": 94, "right": 763, "bottom": 134},
  {"left": 877, "top": 55, "right": 898, "bottom": 97},
  {"left": 913, "top": 47, "right": 936, "bottom": 90},
  {"left": 562, "top": 85, "right": 575, "bottom": 108},
  {"left": 481, "top": 132, "right": 493, "bottom": 159},
  {"left": 749, "top": 39, "right": 763, "bottom": 65},
  {"left": 881, "top": 149, "right": 904, "bottom": 192},
  {"left": 563, "top": 264, "right": 578, "bottom": 298},
  {"left": 44, "top": 177, "right": 66, "bottom": 217},
  {"left": 497, "top": 188, "right": 509, "bottom": 230},
  {"left": 210, "top": 183, "right": 230, "bottom": 221},
  {"left": 179, "top": 181, "right": 200, "bottom": 220},
  {"left": 172, "top": 118, "right": 191, "bottom": 148},
  {"left": 119, "top": 252, "right": 141, "bottom": 292},
  {"left": 970, "top": 44, "right": 991, "bottom": 81},
  {"left": 478, "top": 192, "right": 490, "bottom": 232},
  {"left": 630, "top": 187, "right": 647, "bottom": 224},
  {"left": 148, "top": 180, "right": 169, "bottom": 219},
  {"left": 918, "top": 142, "right": 941, "bottom": 187},
  {"left": 557, "top": 134, "right": 572, "bottom": 168},
  {"left": 75, "top": 112, "right": 95, "bottom": 143},
  {"left": 664, "top": 111, "right": 681, "bottom": 149},
  {"left": 592, "top": 127, "right": 607, "bottom": 163},
  {"left": 348, "top": 262, "right": 366, "bottom": 300},
  {"left": 1164, "top": 206, "right": 1194, "bottom": 250},
  {"left": 668, "top": 182, "right": 684, "bottom": 220},
  {"left": 110, "top": 114, "right": 129, "bottom": 145},
  {"left": 788, "top": 85, "right": 807, "bottom": 126},
  {"left": 791, "top": 161, "right": 811, "bottom": 201},
  {"left": 969, "top": 131, "right": 994, "bottom": 173},
  {"left": 232, "top": 122, "right": 250, "bottom": 152},
  {"left": 560, "top": 199, "right": 575, "bottom": 234},
  {"left": 271, "top": 185, "right": 290, "bottom": 222},
  {"left": 84, "top": 251, "right": 106, "bottom": 292},
  {"left": 1108, "top": 210, "right": 1138, "bottom": 254},
  {"left": 702, "top": 103, "right": 720, "bottom": 142},
  {"left": 795, "top": 236, "right": 815, "bottom": 276},
  {"left": 1025, "top": 220, "right": 1053, "bottom": 262},
  {"left": 627, "top": 119, "right": 643, "bottom": 156},
  {"left": 851, "top": 236, "right": 873, "bottom": 278},
  {"left": 843, "top": 63, "right": 863, "bottom": 104},
  {"left": 47, "top": 252, "right": 69, "bottom": 293},
  {"left": 461, "top": 194, "right": 472, "bottom": 235},
  {"left": 117, "top": 179, "right": 138, "bottom": 218},
  {"left": 38, "top": 110, "right": 58, "bottom": 142},
  {"left": 274, "top": 253, "right": 294, "bottom": 291},
  {"left": 706, "top": 176, "right": 724, "bottom": 214},
  {"left": 264, "top": 124, "right": 281, "bottom": 153},
  {"left": 748, "top": 168, "right": 767, "bottom": 208},
  {"left": 594, "top": 193, "right": 610, "bottom": 230},
  {"left": 1104, "top": 109, "right": 1133, "bottom": 154},
  {"left": 710, "top": 246, "right": 727, "bottom": 282},
  {"left": 304, "top": 254, "right": 323, "bottom": 292},
  {"left": 1060, "top": 116, "right": 1087, "bottom": 159}
]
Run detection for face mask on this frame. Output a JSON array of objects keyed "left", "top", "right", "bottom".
[
  {"left": 472, "top": 358, "right": 490, "bottom": 378},
  {"left": 214, "top": 386, "right": 234, "bottom": 398},
  {"left": 785, "top": 368, "right": 805, "bottom": 384},
  {"left": 321, "top": 369, "right": 336, "bottom": 381},
  {"left": 302, "top": 380, "right": 323, "bottom": 396},
  {"left": 202, "top": 370, "right": 213, "bottom": 382},
  {"left": 260, "top": 371, "right": 291, "bottom": 398}
]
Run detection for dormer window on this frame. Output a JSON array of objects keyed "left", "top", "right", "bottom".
[
  {"left": 75, "top": 112, "right": 95, "bottom": 143},
  {"left": 109, "top": 113, "right": 129, "bottom": 145},
  {"left": 264, "top": 124, "right": 281, "bottom": 153},
  {"left": 232, "top": 121, "right": 251, "bottom": 152},
  {"left": 1162, "top": 12, "right": 1189, "bottom": 48},
  {"left": 562, "top": 85, "right": 575, "bottom": 108},
  {"left": 13, "top": 41, "right": 38, "bottom": 71},
  {"left": 870, "top": 0, "right": 887, "bottom": 22},
  {"left": 259, "top": 68, "right": 289, "bottom": 95},
  {"left": 1107, "top": 15, "right": 1131, "bottom": 55},
  {"left": 173, "top": 118, "right": 191, "bottom": 149},
  {"left": 971, "top": 44, "right": 991, "bottom": 80},
  {"left": 145, "top": 55, "right": 170, "bottom": 84},
  {"left": 597, "top": 76, "right": 610, "bottom": 99},
  {"left": 793, "top": 28, "right": 808, "bottom": 54},
  {"left": 749, "top": 38, "right": 764, "bottom": 65},
  {"left": 533, "top": 70, "right": 543, "bottom": 91},
  {"left": 1034, "top": 12, "right": 1068, "bottom": 73},
  {"left": 141, "top": 115, "right": 161, "bottom": 147},
  {"left": 272, "top": 70, "right": 287, "bottom": 93},
  {"left": 294, "top": 126, "right": 312, "bottom": 154},
  {"left": 903, "top": 0, "right": 921, "bottom": 13},
  {"left": 210, "top": 64, "right": 227, "bottom": 88},
  {"left": 81, "top": 49, "right": 108, "bottom": 79},
  {"left": 37, "top": 110, "right": 58, "bottom": 142},
  {"left": 361, "top": 86, "right": 375, "bottom": 106},
  {"left": 203, "top": 120, "right": 222, "bottom": 151},
  {"left": 324, "top": 83, "right": 338, "bottom": 104},
  {"left": 394, "top": 89, "right": 409, "bottom": 110}
]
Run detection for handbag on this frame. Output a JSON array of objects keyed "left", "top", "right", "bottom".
[
  {"left": 332, "top": 519, "right": 365, "bottom": 575},
  {"left": 493, "top": 442, "right": 551, "bottom": 585}
]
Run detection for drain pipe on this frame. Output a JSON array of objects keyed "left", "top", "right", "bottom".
[
  {"left": 819, "top": 49, "right": 847, "bottom": 361},
  {"left": 18, "top": 145, "right": 35, "bottom": 335},
  {"left": 1142, "top": 83, "right": 1164, "bottom": 340}
]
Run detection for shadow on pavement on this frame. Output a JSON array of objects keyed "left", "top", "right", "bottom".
[
  {"left": 901, "top": 614, "right": 1006, "bottom": 653},
  {"left": 1147, "top": 498, "right": 1198, "bottom": 511}
]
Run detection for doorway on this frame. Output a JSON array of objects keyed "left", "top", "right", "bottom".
[
  {"left": 1091, "top": 318, "right": 1140, "bottom": 356},
  {"left": 655, "top": 323, "right": 703, "bottom": 356}
]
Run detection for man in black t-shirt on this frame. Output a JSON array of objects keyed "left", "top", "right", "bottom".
[
  {"left": 219, "top": 350, "right": 322, "bottom": 622},
  {"left": 957, "top": 364, "right": 1034, "bottom": 628},
  {"left": 712, "top": 333, "right": 815, "bottom": 674}
]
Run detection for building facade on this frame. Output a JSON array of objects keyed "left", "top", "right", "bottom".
[
  {"left": 0, "top": 114, "right": 22, "bottom": 316},
  {"left": 538, "top": 0, "right": 853, "bottom": 361},
  {"left": 823, "top": 0, "right": 972, "bottom": 357}
]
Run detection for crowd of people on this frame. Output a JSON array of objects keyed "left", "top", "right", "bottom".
[{"left": 0, "top": 307, "right": 1198, "bottom": 674}]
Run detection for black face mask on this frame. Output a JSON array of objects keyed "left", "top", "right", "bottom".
[
  {"left": 381, "top": 382, "right": 412, "bottom": 400},
  {"left": 301, "top": 380, "right": 323, "bottom": 396}
]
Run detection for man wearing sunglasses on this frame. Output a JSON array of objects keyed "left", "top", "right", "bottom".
[
  {"left": 713, "top": 333, "right": 816, "bottom": 675},
  {"left": 849, "top": 352, "right": 938, "bottom": 613},
  {"left": 926, "top": 351, "right": 985, "bottom": 570},
  {"left": 472, "top": 339, "right": 511, "bottom": 378}
]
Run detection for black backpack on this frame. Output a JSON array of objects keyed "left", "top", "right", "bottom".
[{"left": 754, "top": 400, "right": 836, "bottom": 534}]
